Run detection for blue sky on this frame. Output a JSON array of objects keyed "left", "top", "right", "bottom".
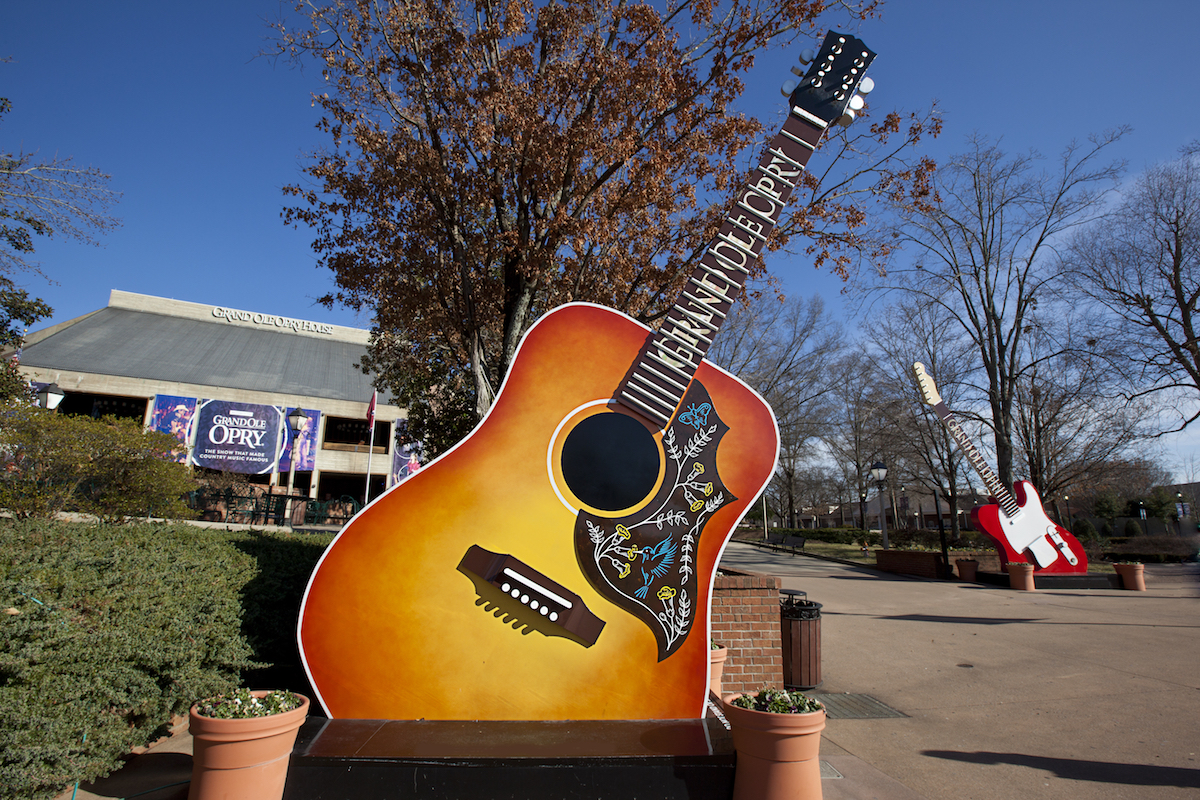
[{"left": 4, "top": 1, "right": 1199, "bottom": 465}]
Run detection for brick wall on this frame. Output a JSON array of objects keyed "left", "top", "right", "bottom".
[
  {"left": 958, "top": 551, "right": 1002, "bottom": 572},
  {"left": 874, "top": 549, "right": 943, "bottom": 579},
  {"left": 710, "top": 572, "right": 782, "bottom": 695},
  {"left": 875, "top": 549, "right": 1003, "bottom": 578}
]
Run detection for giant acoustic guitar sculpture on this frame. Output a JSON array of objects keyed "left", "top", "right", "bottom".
[{"left": 299, "top": 31, "right": 878, "bottom": 721}]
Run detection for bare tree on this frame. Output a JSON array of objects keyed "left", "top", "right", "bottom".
[
  {"left": 867, "top": 299, "right": 975, "bottom": 536},
  {"left": 0, "top": 97, "right": 121, "bottom": 276},
  {"left": 791, "top": 464, "right": 839, "bottom": 528},
  {"left": 707, "top": 290, "right": 845, "bottom": 527},
  {"left": 881, "top": 131, "right": 1127, "bottom": 489},
  {"left": 0, "top": 93, "right": 111, "bottom": 401},
  {"left": 822, "top": 349, "right": 893, "bottom": 523},
  {"left": 1009, "top": 325, "right": 1153, "bottom": 503},
  {"left": 1063, "top": 143, "right": 1200, "bottom": 431}
]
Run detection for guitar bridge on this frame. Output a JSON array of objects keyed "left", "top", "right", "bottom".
[
  {"left": 457, "top": 545, "right": 605, "bottom": 647},
  {"left": 1046, "top": 527, "right": 1079, "bottom": 566}
]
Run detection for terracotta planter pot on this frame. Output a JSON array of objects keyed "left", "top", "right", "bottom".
[
  {"left": 955, "top": 559, "right": 979, "bottom": 582},
  {"left": 722, "top": 694, "right": 826, "bottom": 800},
  {"left": 709, "top": 646, "right": 729, "bottom": 697},
  {"left": 1114, "top": 563, "right": 1146, "bottom": 591},
  {"left": 1007, "top": 562, "right": 1036, "bottom": 591},
  {"left": 188, "top": 692, "right": 309, "bottom": 800}
]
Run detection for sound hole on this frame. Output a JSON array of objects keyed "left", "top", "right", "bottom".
[{"left": 561, "top": 412, "right": 659, "bottom": 512}]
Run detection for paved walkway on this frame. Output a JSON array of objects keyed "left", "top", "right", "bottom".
[
  {"left": 718, "top": 543, "right": 1200, "bottom": 800},
  {"left": 59, "top": 545, "right": 1200, "bottom": 800}
]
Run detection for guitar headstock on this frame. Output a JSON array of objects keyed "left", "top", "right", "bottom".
[
  {"left": 782, "top": 31, "right": 877, "bottom": 127},
  {"left": 912, "top": 362, "right": 942, "bottom": 407}
]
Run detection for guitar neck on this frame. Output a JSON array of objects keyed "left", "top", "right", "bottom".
[
  {"left": 617, "top": 107, "right": 828, "bottom": 427},
  {"left": 930, "top": 402, "right": 1020, "bottom": 517}
]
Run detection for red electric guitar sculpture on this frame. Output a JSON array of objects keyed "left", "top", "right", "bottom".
[
  {"left": 298, "top": 31, "right": 878, "bottom": 721},
  {"left": 913, "top": 363, "right": 1087, "bottom": 573}
]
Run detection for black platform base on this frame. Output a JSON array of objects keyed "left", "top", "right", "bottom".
[
  {"left": 282, "top": 706, "right": 735, "bottom": 800},
  {"left": 976, "top": 571, "right": 1122, "bottom": 589}
]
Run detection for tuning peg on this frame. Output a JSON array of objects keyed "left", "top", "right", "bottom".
[
  {"left": 857, "top": 76, "right": 875, "bottom": 94},
  {"left": 798, "top": 48, "right": 816, "bottom": 65},
  {"left": 780, "top": 79, "right": 797, "bottom": 97},
  {"left": 836, "top": 93, "right": 867, "bottom": 126}
]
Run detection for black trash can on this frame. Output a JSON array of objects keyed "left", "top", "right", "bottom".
[{"left": 780, "top": 589, "right": 822, "bottom": 690}]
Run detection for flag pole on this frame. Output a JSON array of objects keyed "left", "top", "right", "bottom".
[{"left": 363, "top": 391, "right": 377, "bottom": 505}]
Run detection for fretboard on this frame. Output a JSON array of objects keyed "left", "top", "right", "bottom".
[
  {"left": 931, "top": 402, "right": 1020, "bottom": 518},
  {"left": 617, "top": 106, "right": 830, "bottom": 427}
]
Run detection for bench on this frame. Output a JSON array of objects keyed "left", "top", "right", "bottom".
[
  {"left": 303, "top": 495, "right": 363, "bottom": 527},
  {"left": 764, "top": 532, "right": 806, "bottom": 556}
]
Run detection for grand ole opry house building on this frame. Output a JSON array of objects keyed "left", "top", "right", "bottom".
[{"left": 13, "top": 290, "right": 410, "bottom": 509}]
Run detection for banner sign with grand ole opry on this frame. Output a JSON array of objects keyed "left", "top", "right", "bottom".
[{"left": 191, "top": 400, "right": 282, "bottom": 474}]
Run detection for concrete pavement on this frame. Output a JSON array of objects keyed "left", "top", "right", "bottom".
[
  {"left": 718, "top": 543, "right": 1200, "bottom": 800},
  {"left": 57, "top": 544, "right": 1200, "bottom": 799}
]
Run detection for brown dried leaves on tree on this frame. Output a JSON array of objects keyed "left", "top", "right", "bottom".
[{"left": 273, "top": 0, "right": 935, "bottom": 452}]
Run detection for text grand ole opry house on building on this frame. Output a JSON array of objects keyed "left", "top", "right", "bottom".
[{"left": 14, "top": 290, "right": 410, "bottom": 506}]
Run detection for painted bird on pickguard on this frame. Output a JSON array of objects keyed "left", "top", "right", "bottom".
[{"left": 632, "top": 537, "right": 678, "bottom": 599}]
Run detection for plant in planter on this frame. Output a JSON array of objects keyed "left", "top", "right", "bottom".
[
  {"left": 709, "top": 640, "right": 729, "bottom": 697},
  {"left": 188, "top": 689, "right": 309, "bottom": 800},
  {"left": 1112, "top": 561, "right": 1146, "bottom": 591},
  {"left": 1006, "top": 561, "right": 1036, "bottom": 591},
  {"left": 955, "top": 558, "right": 979, "bottom": 582},
  {"left": 722, "top": 688, "right": 826, "bottom": 800}
]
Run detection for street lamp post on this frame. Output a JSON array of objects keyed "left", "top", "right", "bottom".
[
  {"left": 932, "top": 484, "right": 950, "bottom": 576},
  {"left": 285, "top": 407, "right": 306, "bottom": 528},
  {"left": 870, "top": 461, "right": 889, "bottom": 549}
]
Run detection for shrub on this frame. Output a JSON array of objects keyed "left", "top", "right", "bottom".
[
  {"left": 233, "top": 530, "right": 334, "bottom": 691},
  {"left": 1072, "top": 518, "right": 1098, "bottom": 542},
  {"left": 76, "top": 417, "right": 199, "bottom": 522},
  {"left": 0, "top": 407, "right": 92, "bottom": 518},
  {"left": 0, "top": 407, "right": 198, "bottom": 522},
  {"left": 0, "top": 520, "right": 257, "bottom": 799}
]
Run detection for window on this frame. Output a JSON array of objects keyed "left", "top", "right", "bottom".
[{"left": 321, "top": 416, "right": 389, "bottom": 453}]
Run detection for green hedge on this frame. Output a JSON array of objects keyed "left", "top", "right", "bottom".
[
  {"left": 1103, "top": 535, "right": 1200, "bottom": 564},
  {"left": 761, "top": 526, "right": 997, "bottom": 551},
  {"left": 0, "top": 520, "right": 333, "bottom": 799}
]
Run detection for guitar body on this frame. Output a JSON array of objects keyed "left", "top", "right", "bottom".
[
  {"left": 298, "top": 303, "right": 778, "bottom": 720},
  {"left": 970, "top": 480, "right": 1088, "bottom": 574}
]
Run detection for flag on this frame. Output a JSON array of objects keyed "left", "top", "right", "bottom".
[{"left": 366, "top": 390, "right": 377, "bottom": 428}]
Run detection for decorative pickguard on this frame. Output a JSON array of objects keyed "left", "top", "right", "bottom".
[{"left": 574, "top": 380, "right": 735, "bottom": 661}]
